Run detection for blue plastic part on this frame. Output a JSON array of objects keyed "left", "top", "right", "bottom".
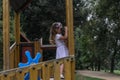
[{"left": 18, "top": 50, "right": 42, "bottom": 80}]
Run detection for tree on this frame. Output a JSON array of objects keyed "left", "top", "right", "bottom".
[
  {"left": 95, "top": 0, "right": 120, "bottom": 73},
  {"left": 21, "top": 0, "right": 66, "bottom": 42}
]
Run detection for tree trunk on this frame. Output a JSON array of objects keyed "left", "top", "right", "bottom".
[
  {"left": 97, "top": 58, "right": 101, "bottom": 71},
  {"left": 110, "top": 48, "right": 117, "bottom": 73},
  {"left": 110, "top": 39, "right": 117, "bottom": 73},
  {"left": 110, "top": 55, "right": 115, "bottom": 73}
]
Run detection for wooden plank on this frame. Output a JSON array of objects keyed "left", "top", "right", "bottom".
[
  {"left": 16, "top": 70, "right": 25, "bottom": 80},
  {"left": 42, "top": 64, "right": 49, "bottom": 80},
  {"left": 3, "top": 0, "right": 10, "bottom": 70},
  {"left": 30, "top": 67, "right": 38, "bottom": 80},
  {"left": 1, "top": 74, "right": 11, "bottom": 80},
  {"left": 34, "top": 40, "right": 39, "bottom": 56},
  {"left": 65, "top": 0, "right": 75, "bottom": 55},
  {"left": 14, "top": 12, "right": 20, "bottom": 67},
  {"left": 54, "top": 61, "right": 60, "bottom": 80},
  {"left": 9, "top": 52, "right": 14, "bottom": 69},
  {"left": 71, "top": 57, "right": 75, "bottom": 80},
  {"left": 64, "top": 58, "right": 71, "bottom": 80},
  {"left": 65, "top": 0, "right": 75, "bottom": 80},
  {"left": 69, "top": 0, "right": 75, "bottom": 55}
]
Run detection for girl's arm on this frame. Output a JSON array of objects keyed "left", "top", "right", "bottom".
[
  {"left": 49, "top": 32, "right": 54, "bottom": 45},
  {"left": 60, "top": 26, "right": 68, "bottom": 40}
]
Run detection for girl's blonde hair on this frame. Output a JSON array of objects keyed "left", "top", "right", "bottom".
[{"left": 49, "top": 22, "right": 62, "bottom": 44}]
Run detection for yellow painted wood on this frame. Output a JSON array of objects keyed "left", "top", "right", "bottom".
[
  {"left": 10, "top": 42, "right": 17, "bottom": 53},
  {"left": 42, "top": 64, "right": 50, "bottom": 80},
  {"left": 71, "top": 57, "right": 75, "bottom": 80},
  {"left": 14, "top": 12, "right": 20, "bottom": 46},
  {"left": 14, "top": 12, "right": 20, "bottom": 68},
  {"left": 54, "top": 61, "right": 60, "bottom": 80},
  {"left": 9, "top": 42, "right": 17, "bottom": 69},
  {"left": 16, "top": 71, "right": 25, "bottom": 80},
  {"left": 65, "top": 0, "right": 75, "bottom": 79},
  {"left": 69, "top": 0, "right": 75, "bottom": 55},
  {"left": 14, "top": 48, "right": 18, "bottom": 67},
  {"left": 64, "top": 59, "right": 71, "bottom": 80},
  {"left": 30, "top": 67, "right": 38, "bottom": 80},
  {"left": 0, "top": 56, "right": 74, "bottom": 80},
  {"left": 3, "top": 0, "right": 10, "bottom": 70},
  {"left": 65, "top": 0, "right": 75, "bottom": 55},
  {"left": 1, "top": 75, "right": 11, "bottom": 80},
  {"left": 45, "top": 64, "right": 50, "bottom": 80},
  {"left": 34, "top": 40, "right": 40, "bottom": 55},
  {"left": 9, "top": 52, "right": 14, "bottom": 69},
  {"left": 39, "top": 38, "right": 43, "bottom": 61},
  {"left": 42, "top": 64, "right": 46, "bottom": 80},
  {"left": 34, "top": 40, "right": 44, "bottom": 61}
]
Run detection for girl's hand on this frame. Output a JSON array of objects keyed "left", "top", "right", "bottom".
[
  {"left": 64, "top": 26, "right": 68, "bottom": 31},
  {"left": 49, "top": 40, "right": 54, "bottom": 45}
]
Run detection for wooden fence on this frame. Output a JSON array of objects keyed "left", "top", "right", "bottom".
[{"left": 0, "top": 56, "right": 75, "bottom": 80}]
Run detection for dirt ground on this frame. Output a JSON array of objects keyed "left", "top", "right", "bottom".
[{"left": 76, "top": 70, "right": 120, "bottom": 80}]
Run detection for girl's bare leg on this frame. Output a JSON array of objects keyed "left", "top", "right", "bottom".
[
  {"left": 60, "top": 64, "right": 64, "bottom": 78},
  {"left": 60, "top": 64, "right": 64, "bottom": 74}
]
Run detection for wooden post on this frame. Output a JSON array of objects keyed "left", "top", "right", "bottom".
[
  {"left": 64, "top": 59, "right": 71, "bottom": 80},
  {"left": 42, "top": 64, "right": 49, "bottom": 80},
  {"left": 3, "top": 0, "right": 10, "bottom": 70},
  {"left": 65, "top": 0, "right": 75, "bottom": 80},
  {"left": 34, "top": 39, "right": 39, "bottom": 55},
  {"left": 65, "top": 0, "right": 75, "bottom": 55},
  {"left": 14, "top": 12, "right": 20, "bottom": 67},
  {"left": 1, "top": 74, "right": 11, "bottom": 80},
  {"left": 16, "top": 71, "right": 25, "bottom": 80},
  {"left": 54, "top": 61, "right": 60, "bottom": 80},
  {"left": 39, "top": 38, "right": 43, "bottom": 61},
  {"left": 30, "top": 67, "right": 38, "bottom": 80},
  {"left": 34, "top": 39, "right": 43, "bottom": 61}
]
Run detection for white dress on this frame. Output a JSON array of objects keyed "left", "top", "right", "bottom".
[{"left": 55, "top": 34, "right": 69, "bottom": 59}]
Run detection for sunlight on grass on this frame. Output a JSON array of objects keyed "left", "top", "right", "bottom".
[
  {"left": 114, "top": 70, "right": 120, "bottom": 75},
  {"left": 101, "top": 70, "right": 120, "bottom": 75}
]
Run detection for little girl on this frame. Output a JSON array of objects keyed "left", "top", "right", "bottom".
[{"left": 49, "top": 22, "right": 69, "bottom": 79}]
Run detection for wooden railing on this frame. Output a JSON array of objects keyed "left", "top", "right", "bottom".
[
  {"left": 9, "top": 39, "right": 41, "bottom": 69},
  {"left": 9, "top": 38, "right": 55, "bottom": 69},
  {"left": 0, "top": 56, "right": 75, "bottom": 80},
  {"left": 9, "top": 42, "right": 17, "bottom": 69}
]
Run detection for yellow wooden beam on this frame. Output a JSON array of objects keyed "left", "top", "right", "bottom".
[
  {"left": 54, "top": 61, "right": 60, "bottom": 80},
  {"left": 30, "top": 67, "right": 38, "bottom": 80},
  {"left": 65, "top": 0, "right": 75, "bottom": 80},
  {"left": 3, "top": 0, "right": 10, "bottom": 70},
  {"left": 14, "top": 12, "right": 20, "bottom": 67},
  {"left": 65, "top": 0, "right": 75, "bottom": 55},
  {"left": 64, "top": 59, "right": 71, "bottom": 80}
]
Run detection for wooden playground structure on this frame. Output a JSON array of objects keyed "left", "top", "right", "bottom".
[{"left": 1, "top": 0, "right": 75, "bottom": 80}]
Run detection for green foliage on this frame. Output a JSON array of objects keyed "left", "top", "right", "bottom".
[
  {"left": 10, "top": 20, "right": 15, "bottom": 45},
  {"left": 74, "top": 0, "right": 120, "bottom": 72},
  {"left": 1, "top": 0, "right": 120, "bottom": 72},
  {"left": 114, "top": 70, "right": 120, "bottom": 75},
  {"left": 21, "top": 0, "right": 66, "bottom": 42},
  {"left": 0, "top": 0, "right": 2, "bottom": 20}
]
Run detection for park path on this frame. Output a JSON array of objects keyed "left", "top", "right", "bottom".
[{"left": 76, "top": 70, "right": 120, "bottom": 80}]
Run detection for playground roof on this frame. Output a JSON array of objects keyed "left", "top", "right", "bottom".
[{"left": 10, "top": 0, "right": 32, "bottom": 12}]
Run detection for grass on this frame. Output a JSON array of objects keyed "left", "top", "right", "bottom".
[
  {"left": 114, "top": 70, "right": 120, "bottom": 75},
  {"left": 101, "top": 70, "right": 120, "bottom": 75},
  {"left": 76, "top": 74, "right": 104, "bottom": 80}
]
